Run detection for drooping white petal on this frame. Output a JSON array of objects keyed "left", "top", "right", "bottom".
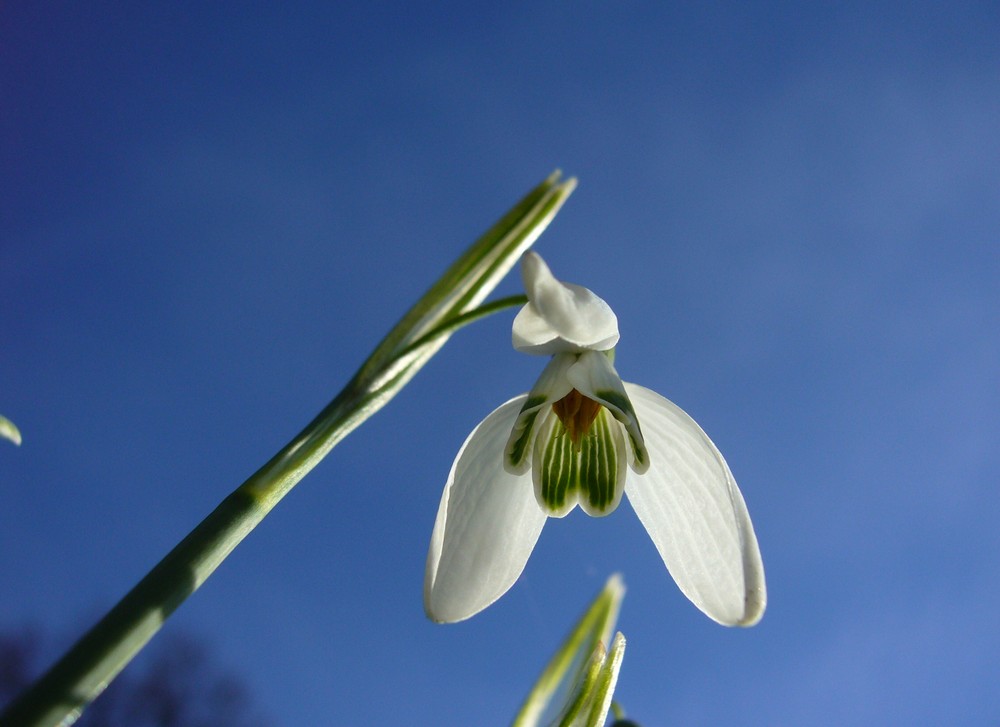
[
  {"left": 566, "top": 352, "right": 649, "bottom": 473},
  {"left": 622, "top": 384, "right": 766, "bottom": 626},
  {"left": 425, "top": 395, "right": 547, "bottom": 623},
  {"left": 512, "top": 252, "right": 619, "bottom": 354}
]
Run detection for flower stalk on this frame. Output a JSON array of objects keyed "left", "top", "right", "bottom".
[{"left": 1, "top": 171, "right": 576, "bottom": 727}]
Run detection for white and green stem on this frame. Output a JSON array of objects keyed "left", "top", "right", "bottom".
[{"left": 0, "top": 171, "right": 576, "bottom": 727}]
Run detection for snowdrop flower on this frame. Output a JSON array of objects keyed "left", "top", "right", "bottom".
[{"left": 425, "top": 252, "right": 765, "bottom": 626}]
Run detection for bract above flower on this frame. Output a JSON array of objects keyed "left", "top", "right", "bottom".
[{"left": 424, "top": 252, "right": 766, "bottom": 627}]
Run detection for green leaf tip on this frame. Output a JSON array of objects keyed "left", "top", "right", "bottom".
[
  {"left": 357, "top": 170, "right": 576, "bottom": 398},
  {"left": 0, "top": 415, "right": 21, "bottom": 446},
  {"left": 512, "top": 574, "right": 626, "bottom": 727}
]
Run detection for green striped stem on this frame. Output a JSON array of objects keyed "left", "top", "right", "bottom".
[{"left": 1, "top": 171, "right": 576, "bottom": 727}]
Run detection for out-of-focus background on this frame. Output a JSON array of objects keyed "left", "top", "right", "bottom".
[{"left": 3, "top": 4, "right": 998, "bottom": 724}]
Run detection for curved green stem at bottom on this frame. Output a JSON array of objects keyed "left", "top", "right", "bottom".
[{"left": 1, "top": 171, "right": 575, "bottom": 727}]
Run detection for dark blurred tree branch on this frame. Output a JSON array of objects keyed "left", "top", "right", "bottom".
[{"left": 1, "top": 626, "right": 271, "bottom": 727}]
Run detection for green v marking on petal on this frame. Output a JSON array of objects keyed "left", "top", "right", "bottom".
[
  {"left": 537, "top": 408, "right": 624, "bottom": 516},
  {"left": 505, "top": 395, "right": 548, "bottom": 470},
  {"left": 595, "top": 388, "right": 648, "bottom": 472}
]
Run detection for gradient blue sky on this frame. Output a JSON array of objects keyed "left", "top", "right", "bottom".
[{"left": 3, "top": 3, "right": 998, "bottom": 724}]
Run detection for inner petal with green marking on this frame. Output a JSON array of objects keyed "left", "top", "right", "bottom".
[{"left": 532, "top": 392, "right": 627, "bottom": 518}]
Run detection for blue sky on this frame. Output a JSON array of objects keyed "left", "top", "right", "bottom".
[{"left": 3, "top": 2, "right": 998, "bottom": 724}]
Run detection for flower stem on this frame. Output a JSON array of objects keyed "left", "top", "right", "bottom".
[{"left": 1, "top": 171, "right": 575, "bottom": 727}]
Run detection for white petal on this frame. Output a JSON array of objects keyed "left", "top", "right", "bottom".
[
  {"left": 511, "top": 302, "right": 563, "bottom": 354},
  {"left": 425, "top": 395, "right": 548, "bottom": 623},
  {"left": 623, "top": 384, "right": 766, "bottom": 626},
  {"left": 512, "top": 252, "right": 619, "bottom": 354}
]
